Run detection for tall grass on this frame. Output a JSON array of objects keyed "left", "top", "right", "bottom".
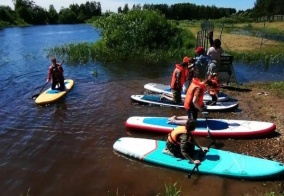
[
  {"left": 163, "top": 182, "right": 182, "bottom": 196},
  {"left": 228, "top": 50, "right": 284, "bottom": 66}
]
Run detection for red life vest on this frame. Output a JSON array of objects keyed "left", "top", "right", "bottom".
[
  {"left": 209, "top": 78, "right": 220, "bottom": 95},
  {"left": 184, "top": 78, "right": 205, "bottom": 110},
  {"left": 170, "top": 64, "right": 186, "bottom": 89}
]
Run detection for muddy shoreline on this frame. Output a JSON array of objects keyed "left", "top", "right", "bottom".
[{"left": 210, "top": 84, "right": 284, "bottom": 161}]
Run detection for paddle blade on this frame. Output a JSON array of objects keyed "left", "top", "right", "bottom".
[{"left": 31, "top": 94, "right": 40, "bottom": 100}]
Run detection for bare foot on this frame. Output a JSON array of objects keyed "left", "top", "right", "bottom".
[{"left": 168, "top": 115, "right": 177, "bottom": 122}]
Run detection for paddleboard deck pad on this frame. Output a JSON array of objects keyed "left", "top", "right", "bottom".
[
  {"left": 113, "top": 137, "right": 284, "bottom": 179},
  {"left": 35, "top": 79, "right": 74, "bottom": 105},
  {"left": 144, "top": 83, "right": 230, "bottom": 102},
  {"left": 125, "top": 116, "right": 276, "bottom": 138},
  {"left": 131, "top": 94, "right": 238, "bottom": 111}
]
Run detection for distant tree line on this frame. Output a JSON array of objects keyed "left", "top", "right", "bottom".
[
  {"left": 1, "top": 0, "right": 284, "bottom": 27},
  {"left": 118, "top": 3, "right": 236, "bottom": 20},
  {"left": 0, "top": 0, "right": 102, "bottom": 26},
  {"left": 254, "top": 0, "right": 284, "bottom": 18}
]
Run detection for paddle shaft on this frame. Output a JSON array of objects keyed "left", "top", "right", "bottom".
[
  {"left": 205, "top": 115, "right": 216, "bottom": 143},
  {"left": 188, "top": 115, "right": 215, "bottom": 178},
  {"left": 187, "top": 139, "right": 215, "bottom": 178}
]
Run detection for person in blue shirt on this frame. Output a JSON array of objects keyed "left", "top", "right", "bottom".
[{"left": 194, "top": 46, "right": 211, "bottom": 68}]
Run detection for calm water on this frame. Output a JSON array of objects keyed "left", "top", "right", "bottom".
[{"left": 0, "top": 24, "right": 283, "bottom": 195}]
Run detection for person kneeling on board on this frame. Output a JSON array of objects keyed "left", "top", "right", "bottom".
[
  {"left": 163, "top": 120, "right": 208, "bottom": 165},
  {"left": 46, "top": 57, "right": 65, "bottom": 91}
]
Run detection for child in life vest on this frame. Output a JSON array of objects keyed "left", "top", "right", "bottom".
[
  {"left": 208, "top": 73, "right": 220, "bottom": 105},
  {"left": 163, "top": 119, "right": 208, "bottom": 165}
]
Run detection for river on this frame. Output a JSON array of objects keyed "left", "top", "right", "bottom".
[{"left": 0, "top": 24, "right": 283, "bottom": 195}]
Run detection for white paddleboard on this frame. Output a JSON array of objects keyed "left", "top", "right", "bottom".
[
  {"left": 144, "top": 83, "right": 230, "bottom": 102},
  {"left": 125, "top": 116, "right": 276, "bottom": 138},
  {"left": 131, "top": 94, "right": 238, "bottom": 111}
]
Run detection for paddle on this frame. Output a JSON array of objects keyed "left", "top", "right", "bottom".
[
  {"left": 31, "top": 61, "right": 64, "bottom": 99},
  {"left": 188, "top": 112, "right": 215, "bottom": 178},
  {"left": 202, "top": 112, "right": 214, "bottom": 139},
  {"left": 187, "top": 141, "right": 215, "bottom": 178}
]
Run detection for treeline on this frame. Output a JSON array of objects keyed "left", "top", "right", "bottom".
[
  {"left": 0, "top": 1, "right": 237, "bottom": 26},
  {"left": 254, "top": 0, "right": 284, "bottom": 18},
  {"left": 119, "top": 3, "right": 236, "bottom": 20},
  {"left": 1, "top": 0, "right": 284, "bottom": 27},
  {"left": 0, "top": 0, "right": 102, "bottom": 26}
]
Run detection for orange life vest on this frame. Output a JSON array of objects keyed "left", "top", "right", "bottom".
[
  {"left": 170, "top": 64, "right": 186, "bottom": 89},
  {"left": 184, "top": 78, "right": 205, "bottom": 110},
  {"left": 167, "top": 126, "right": 188, "bottom": 145},
  {"left": 209, "top": 78, "right": 220, "bottom": 95}
]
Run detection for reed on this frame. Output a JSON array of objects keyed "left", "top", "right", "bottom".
[
  {"left": 163, "top": 182, "right": 182, "bottom": 196},
  {"left": 228, "top": 50, "right": 284, "bottom": 66}
]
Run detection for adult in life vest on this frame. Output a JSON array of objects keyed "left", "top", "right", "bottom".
[
  {"left": 163, "top": 119, "right": 208, "bottom": 165},
  {"left": 184, "top": 78, "right": 213, "bottom": 121},
  {"left": 46, "top": 57, "right": 65, "bottom": 91},
  {"left": 161, "top": 56, "right": 193, "bottom": 104},
  {"left": 182, "top": 57, "right": 195, "bottom": 93},
  {"left": 208, "top": 72, "right": 220, "bottom": 105}
]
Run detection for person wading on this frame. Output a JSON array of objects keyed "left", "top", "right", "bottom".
[{"left": 161, "top": 56, "right": 193, "bottom": 103}]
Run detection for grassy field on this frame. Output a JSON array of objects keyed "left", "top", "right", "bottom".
[{"left": 179, "top": 20, "right": 284, "bottom": 52}]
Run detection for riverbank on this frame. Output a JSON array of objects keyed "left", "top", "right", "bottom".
[
  {"left": 192, "top": 21, "right": 284, "bottom": 167},
  {"left": 207, "top": 21, "right": 284, "bottom": 166},
  {"left": 217, "top": 83, "right": 284, "bottom": 163}
]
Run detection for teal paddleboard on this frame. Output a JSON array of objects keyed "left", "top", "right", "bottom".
[{"left": 113, "top": 137, "right": 284, "bottom": 179}]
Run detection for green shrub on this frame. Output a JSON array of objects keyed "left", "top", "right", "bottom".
[{"left": 49, "top": 10, "right": 195, "bottom": 64}]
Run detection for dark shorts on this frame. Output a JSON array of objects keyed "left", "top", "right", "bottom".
[
  {"left": 166, "top": 142, "right": 195, "bottom": 159},
  {"left": 186, "top": 108, "right": 199, "bottom": 122},
  {"left": 172, "top": 89, "right": 182, "bottom": 104},
  {"left": 211, "top": 94, "right": 217, "bottom": 103}
]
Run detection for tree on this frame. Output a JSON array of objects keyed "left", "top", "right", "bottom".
[
  {"left": 122, "top": 4, "right": 129, "bottom": 14},
  {"left": 0, "top": 6, "right": 15, "bottom": 23},
  {"left": 32, "top": 5, "right": 47, "bottom": 24},
  {"left": 12, "top": 0, "right": 47, "bottom": 24},
  {"left": 48, "top": 5, "right": 58, "bottom": 24},
  {"left": 58, "top": 8, "right": 77, "bottom": 24}
]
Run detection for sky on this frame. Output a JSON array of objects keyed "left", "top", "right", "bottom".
[{"left": 0, "top": 0, "right": 256, "bottom": 12}]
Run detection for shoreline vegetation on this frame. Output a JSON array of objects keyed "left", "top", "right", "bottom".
[
  {"left": 47, "top": 11, "right": 284, "bottom": 66},
  {"left": 1, "top": 1, "right": 283, "bottom": 65}
]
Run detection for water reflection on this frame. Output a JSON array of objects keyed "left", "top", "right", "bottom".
[{"left": 234, "top": 62, "right": 284, "bottom": 83}]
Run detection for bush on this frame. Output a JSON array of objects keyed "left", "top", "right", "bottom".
[{"left": 92, "top": 10, "right": 195, "bottom": 63}]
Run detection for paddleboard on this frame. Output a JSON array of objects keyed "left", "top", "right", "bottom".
[
  {"left": 131, "top": 94, "right": 238, "bottom": 111},
  {"left": 125, "top": 116, "right": 276, "bottom": 138},
  {"left": 35, "top": 79, "right": 74, "bottom": 105},
  {"left": 144, "top": 83, "right": 230, "bottom": 102},
  {"left": 113, "top": 137, "right": 284, "bottom": 179}
]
